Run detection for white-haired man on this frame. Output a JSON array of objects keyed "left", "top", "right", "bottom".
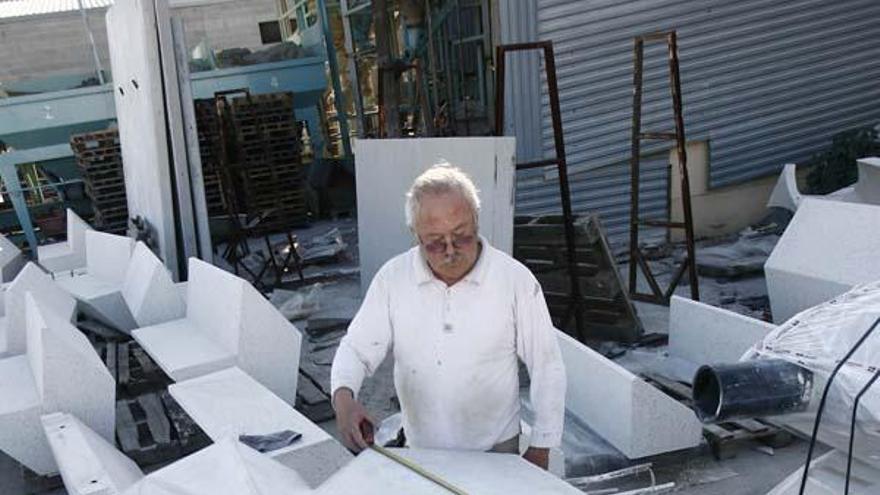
[{"left": 331, "top": 164, "right": 566, "bottom": 469}]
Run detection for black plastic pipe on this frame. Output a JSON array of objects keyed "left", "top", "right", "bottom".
[{"left": 693, "top": 359, "right": 813, "bottom": 424}]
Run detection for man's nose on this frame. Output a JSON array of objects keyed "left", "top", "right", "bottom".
[{"left": 444, "top": 237, "right": 456, "bottom": 256}]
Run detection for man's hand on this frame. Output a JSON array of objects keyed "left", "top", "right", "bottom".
[
  {"left": 333, "top": 388, "right": 375, "bottom": 452},
  {"left": 522, "top": 447, "right": 550, "bottom": 470}
]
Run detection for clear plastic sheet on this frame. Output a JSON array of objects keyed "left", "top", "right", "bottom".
[{"left": 743, "top": 281, "right": 880, "bottom": 466}]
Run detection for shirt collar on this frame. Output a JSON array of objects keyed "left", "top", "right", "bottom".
[{"left": 412, "top": 235, "right": 491, "bottom": 286}]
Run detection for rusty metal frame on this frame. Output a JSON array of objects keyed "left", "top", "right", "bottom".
[
  {"left": 628, "top": 31, "right": 699, "bottom": 305},
  {"left": 495, "top": 41, "right": 586, "bottom": 341}
]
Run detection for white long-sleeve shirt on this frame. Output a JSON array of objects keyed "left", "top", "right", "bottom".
[{"left": 331, "top": 238, "right": 566, "bottom": 450}]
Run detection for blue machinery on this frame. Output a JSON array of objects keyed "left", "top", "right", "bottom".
[{"left": 0, "top": 53, "right": 342, "bottom": 255}]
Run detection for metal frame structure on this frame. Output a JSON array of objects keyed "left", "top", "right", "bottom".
[
  {"left": 0, "top": 144, "right": 81, "bottom": 254},
  {"left": 495, "top": 41, "right": 585, "bottom": 341},
  {"left": 627, "top": 31, "right": 699, "bottom": 305},
  {"left": 339, "top": 0, "right": 492, "bottom": 138}
]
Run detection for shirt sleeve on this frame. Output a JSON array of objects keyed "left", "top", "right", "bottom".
[
  {"left": 515, "top": 274, "right": 567, "bottom": 449},
  {"left": 330, "top": 267, "right": 394, "bottom": 401}
]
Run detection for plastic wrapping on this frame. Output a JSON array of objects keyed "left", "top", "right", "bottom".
[{"left": 742, "top": 281, "right": 880, "bottom": 466}]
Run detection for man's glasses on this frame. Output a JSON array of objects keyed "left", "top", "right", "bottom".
[{"left": 421, "top": 233, "right": 476, "bottom": 254}]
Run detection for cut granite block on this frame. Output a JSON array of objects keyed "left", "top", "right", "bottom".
[
  {"left": 37, "top": 209, "right": 93, "bottom": 274},
  {"left": 1, "top": 263, "right": 77, "bottom": 358},
  {"left": 55, "top": 231, "right": 136, "bottom": 331},
  {"left": 41, "top": 412, "right": 144, "bottom": 495},
  {"left": 134, "top": 258, "right": 302, "bottom": 404},
  {"left": 558, "top": 331, "right": 702, "bottom": 459},
  {"left": 0, "top": 233, "right": 25, "bottom": 283},
  {"left": 0, "top": 294, "right": 115, "bottom": 475},
  {"left": 121, "top": 436, "right": 311, "bottom": 494},
  {"left": 669, "top": 295, "right": 775, "bottom": 366},
  {"left": 765, "top": 198, "right": 880, "bottom": 323},
  {"left": 316, "top": 448, "right": 582, "bottom": 494},
  {"left": 121, "top": 242, "right": 185, "bottom": 327}
]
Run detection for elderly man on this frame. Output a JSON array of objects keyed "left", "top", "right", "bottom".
[{"left": 331, "top": 163, "right": 566, "bottom": 469}]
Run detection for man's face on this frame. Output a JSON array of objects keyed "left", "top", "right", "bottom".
[{"left": 414, "top": 191, "right": 479, "bottom": 284}]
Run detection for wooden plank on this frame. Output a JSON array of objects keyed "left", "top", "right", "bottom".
[
  {"left": 137, "top": 393, "right": 171, "bottom": 445},
  {"left": 115, "top": 400, "right": 140, "bottom": 452},
  {"left": 104, "top": 342, "right": 117, "bottom": 382},
  {"left": 118, "top": 341, "right": 131, "bottom": 386}
]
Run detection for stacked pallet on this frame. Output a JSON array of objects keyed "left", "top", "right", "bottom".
[
  {"left": 230, "top": 92, "right": 308, "bottom": 234},
  {"left": 193, "top": 99, "right": 229, "bottom": 216},
  {"left": 70, "top": 130, "right": 129, "bottom": 234}
]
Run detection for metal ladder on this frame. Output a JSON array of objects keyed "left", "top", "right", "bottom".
[{"left": 628, "top": 30, "right": 700, "bottom": 305}]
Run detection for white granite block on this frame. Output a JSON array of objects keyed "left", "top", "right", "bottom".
[
  {"left": 766, "top": 450, "right": 880, "bottom": 495},
  {"left": 668, "top": 295, "right": 776, "bottom": 366},
  {"left": 765, "top": 198, "right": 880, "bottom": 323},
  {"left": 185, "top": 257, "right": 245, "bottom": 353},
  {"left": 37, "top": 209, "right": 93, "bottom": 274},
  {"left": 121, "top": 242, "right": 185, "bottom": 327},
  {"left": 55, "top": 275, "right": 136, "bottom": 332},
  {"left": 134, "top": 258, "right": 301, "bottom": 404},
  {"left": 0, "top": 355, "right": 47, "bottom": 473},
  {"left": 55, "top": 232, "right": 138, "bottom": 332},
  {"left": 238, "top": 282, "right": 302, "bottom": 405},
  {"left": 0, "top": 294, "right": 115, "bottom": 475},
  {"left": 854, "top": 157, "right": 880, "bottom": 204},
  {"left": 766, "top": 163, "right": 802, "bottom": 213},
  {"left": 42, "top": 412, "right": 143, "bottom": 495},
  {"left": 557, "top": 331, "right": 702, "bottom": 459},
  {"left": 134, "top": 319, "right": 236, "bottom": 381},
  {"left": 121, "top": 436, "right": 311, "bottom": 495},
  {"left": 0, "top": 233, "right": 25, "bottom": 283},
  {"left": 168, "top": 368, "right": 333, "bottom": 457},
  {"left": 1, "top": 263, "right": 77, "bottom": 358},
  {"left": 86, "top": 231, "right": 135, "bottom": 286},
  {"left": 316, "top": 448, "right": 582, "bottom": 494}
]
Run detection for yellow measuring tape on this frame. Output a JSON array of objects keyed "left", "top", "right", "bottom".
[{"left": 369, "top": 444, "right": 469, "bottom": 495}]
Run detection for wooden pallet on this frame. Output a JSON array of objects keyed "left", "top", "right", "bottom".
[
  {"left": 642, "top": 373, "right": 794, "bottom": 460},
  {"left": 71, "top": 129, "right": 131, "bottom": 234}
]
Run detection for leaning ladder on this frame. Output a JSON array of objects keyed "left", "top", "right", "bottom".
[{"left": 628, "top": 30, "right": 700, "bottom": 305}]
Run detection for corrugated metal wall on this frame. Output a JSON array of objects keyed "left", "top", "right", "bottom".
[{"left": 502, "top": 0, "right": 880, "bottom": 246}]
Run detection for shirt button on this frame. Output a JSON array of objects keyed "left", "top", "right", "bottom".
[{"left": 443, "top": 323, "right": 453, "bottom": 333}]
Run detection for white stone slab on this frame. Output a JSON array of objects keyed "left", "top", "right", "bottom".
[
  {"left": 853, "top": 157, "right": 880, "bottom": 204},
  {"left": 168, "top": 368, "right": 333, "bottom": 456},
  {"left": 1, "top": 263, "right": 77, "bottom": 358},
  {"left": 86, "top": 231, "right": 135, "bottom": 286},
  {"left": 106, "top": 0, "right": 179, "bottom": 280},
  {"left": 765, "top": 198, "right": 880, "bottom": 323},
  {"left": 354, "top": 137, "right": 516, "bottom": 293},
  {"left": 766, "top": 450, "right": 880, "bottom": 495},
  {"left": 134, "top": 319, "right": 236, "bottom": 381},
  {"left": 557, "top": 331, "right": 702, "bottom": 459},
  {"left": 767, "top": 163, "right": 802, "bottom": 213},
  {"left": 0, "top": 294, "right": 115, "bottom": 475},
  {"left": 37, "top": 209, "right": 93, "bottom": 274},
  {"left": 316, "top": 448, "right": 581, "bottom": 494},
  {"left": 121, "top": 436, "right": 311, "bottom": 495},
  {"left": 56, "top": 274, "right": 137, "bottom": 332},
  {"left": 134, "top": 258, "right": 301, "bottom": 404},
  {"left": 122, "top": 242, "right": 185, "bottom": 327},
  {"left": 56, "top": 233, "right": 141, "bottom": 332},
  {"left": 0, "top": 233, "right": 25, "bottom": 283},
  {"left": 42, "top": 412, "right": 144, "bottom": 495},
  {"left": 237, "top": 280, "right": 302, "bottom": 405},
  {"left": 668, "top": 295, "right": 776, "bottom": 366}
]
